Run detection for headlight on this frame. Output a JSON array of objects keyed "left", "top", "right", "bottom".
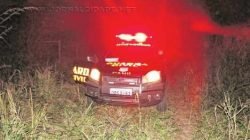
[
  {"left": 90, "top": 68, "right": 101, "bottom": 81},
  {"left": 142, "top": 70, "right": 161, "bottom": 83}
]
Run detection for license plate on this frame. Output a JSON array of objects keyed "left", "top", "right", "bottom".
[{"left": 110, "top": 88, "right": 132, "bottom": 96}]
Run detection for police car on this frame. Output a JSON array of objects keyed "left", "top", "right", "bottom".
[{"left": 72, "top": 32, "right": 167, "bottom": 111}]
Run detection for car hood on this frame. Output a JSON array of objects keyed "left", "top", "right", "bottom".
[{"left": 98, "top": 56, "right": 163, "bottom": 77}]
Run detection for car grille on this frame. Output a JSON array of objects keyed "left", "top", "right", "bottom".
[{"left": 102, "top": 76, "right": 140, "bottom": 85}]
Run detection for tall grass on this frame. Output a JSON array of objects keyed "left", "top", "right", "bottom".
[
  {"left": 194, "top": 92, "right": 249, "bottom": 140},
  {"left": 1, "top": 35, "right": 249, "bottom": 139},
  {"left": 194, "top": 36, "right": 250, "bottom": 140},
  {"left": 0, "top": 68, "right": 177, "bottom": 139}
]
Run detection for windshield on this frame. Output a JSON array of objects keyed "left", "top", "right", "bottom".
[{"left": 104, "top": 46, "right": 159, "bottom": 61}]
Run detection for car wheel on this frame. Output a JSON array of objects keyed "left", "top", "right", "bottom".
[
  {"left": 156, "top": 84, "right": 167, "bottom": 112},
  {"left": 85, "top": 89, "right": 96, "bottom": 108},
  {"left": 85, "top": 95, "right": 95, "bottom": 107},
  {"left": 156, "top": 96, "right": 167, "bottom": 112}
]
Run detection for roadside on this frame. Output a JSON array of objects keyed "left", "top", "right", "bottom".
[{"left": 166, "top": 76, "right": 202, "bottom": 140}]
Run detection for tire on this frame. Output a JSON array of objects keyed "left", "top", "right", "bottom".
[
  {"left": 85, "top": 88, "right": 96, "bottom": 108},
  {"left": 156, "top": 84, "right": 167, "bottom": 112},
  {"left": 85, "top": 95, "right": 95, "bottom": 108},
  {"left": 156, "top": 98, "right": 167, "bottom": 112}
]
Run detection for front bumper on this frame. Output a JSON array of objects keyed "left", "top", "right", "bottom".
[{"left": 84, "top": 76, "right": 165, "bottom": 106}]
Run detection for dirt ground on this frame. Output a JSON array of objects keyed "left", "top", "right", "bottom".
[{"left": 166, "top": 78, "right": 202, "bottom": 140}]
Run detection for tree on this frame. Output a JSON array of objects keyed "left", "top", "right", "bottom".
[
  {"left": 202, "top": 0, "right": 250, "bottom": 25},
  {"left": 0, "top": 7, "right": 36, "bottom": 81}
]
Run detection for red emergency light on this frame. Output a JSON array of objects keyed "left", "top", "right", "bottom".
[
  {"left": 116, "top": 32, "right": 152, "bottom": 47},
  {"left": 116, "top": 32, "right": 150, "bottom": 43}
]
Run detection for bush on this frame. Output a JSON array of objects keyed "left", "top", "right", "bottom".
[
  {"left": 205, "top": 36, "right": 250, "bottom": 107},
  {"left": 195, "top": 36, "right": 250, "bottom": 140}
]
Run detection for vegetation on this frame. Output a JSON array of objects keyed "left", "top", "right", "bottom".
[
  {"left": 194, "top": 36, "right": 250, "bottom": 140},
  {"left": 0, "top": 7, "right": 37, "bottom": 81},
  {"left": 194, "top": 93, "right": 249, "bottom": 140},
  {"left": 202, "top": 0, "right": 250, "bottom": 25},
  {"left": 0, "top": 2, "right": 249, "bottom": 140},
  {"left": 0, "top": 68, "right": 178, "bottom": 139},
  {"left": 0, "top": 37, "right": 249, "bottom": 139}
]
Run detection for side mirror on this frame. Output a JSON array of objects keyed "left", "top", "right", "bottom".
[{"left": 86, "top": 56, "right": 98, "bottom": 63}]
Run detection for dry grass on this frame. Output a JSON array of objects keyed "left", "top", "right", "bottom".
[
  {"left": 194, "top": 36, "right": 250, "bottom": 140},
  {"left": 0, "top": 34, "right": 249, "bottom": 139},
  {"left": 0, "top": 68, "right": 177, "bottom": 139}
]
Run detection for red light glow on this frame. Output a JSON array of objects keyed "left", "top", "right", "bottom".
[
  {"left": 57, "top": 0, "right": 250, "bottom": 108},
  {"left": 106, "top": 62, "right": 148, "bottom": 67}
]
